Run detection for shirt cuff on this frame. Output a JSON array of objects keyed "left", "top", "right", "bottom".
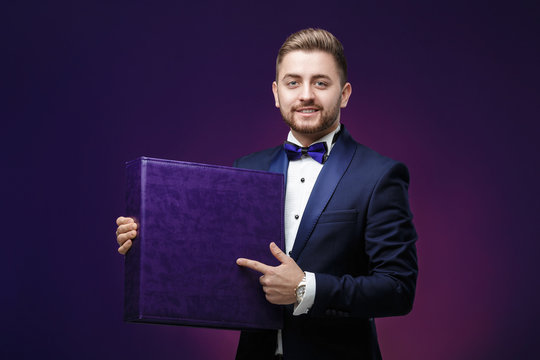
[{"left": 293, "top": 271, "right": 316, "bottom": 315}]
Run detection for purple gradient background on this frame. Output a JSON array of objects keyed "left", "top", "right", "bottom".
[{"left": 3, "top": 1, "right": 539, "bottom": 359}]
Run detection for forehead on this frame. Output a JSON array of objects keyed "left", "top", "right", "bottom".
[{"left": 277, "top": 50, "right": 340, "bottom": 79}]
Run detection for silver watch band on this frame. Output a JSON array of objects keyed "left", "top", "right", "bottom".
[{"left": 295, "top": 273, "right": 307, "bottom": 303}]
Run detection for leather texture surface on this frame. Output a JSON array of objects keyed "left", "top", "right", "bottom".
[{"left": 124, "top": 157, "right": 284, "bottom": 330}]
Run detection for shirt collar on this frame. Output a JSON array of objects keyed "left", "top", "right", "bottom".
[{"left": 286, "top": 124, "right": 342, "bottom": 156}]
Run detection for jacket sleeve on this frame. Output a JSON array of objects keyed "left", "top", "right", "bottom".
[{"left": 309, "top": 162, "right": 418, "bottom": 318}]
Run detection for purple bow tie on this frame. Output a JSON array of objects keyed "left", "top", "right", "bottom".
[{"left": 283, "top": 141, "right": 328, "bottom": 164}]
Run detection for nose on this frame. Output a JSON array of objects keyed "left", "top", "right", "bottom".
[{"left": 299, "top": 85, "right": 314, "bottom": 102}]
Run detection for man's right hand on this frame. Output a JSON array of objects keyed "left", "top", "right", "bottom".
[{"left": 116, "top": 216, "right": 137, "bottom": 255}]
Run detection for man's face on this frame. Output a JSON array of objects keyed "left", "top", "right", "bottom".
[{"left": 272, "top": 50, "right": 352, "bottom": 144}]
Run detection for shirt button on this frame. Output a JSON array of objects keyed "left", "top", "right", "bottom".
[
  {"left": 300, "top": 178, "right": 305, "bottom": 183},
  {"left": 294, "top": 214, "right": 299, "bottom": 220}
]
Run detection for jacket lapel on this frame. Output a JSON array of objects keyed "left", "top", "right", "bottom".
[
  {"left": 268, "top": 148, "right": 288, "bottom": 180},
  {"left": 289, "top": 127, "right": 357, "bottom": 260}
]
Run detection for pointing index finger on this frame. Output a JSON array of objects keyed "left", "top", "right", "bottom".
[{"left": 236, "top": 258, "right": 271, "bottom": 275}]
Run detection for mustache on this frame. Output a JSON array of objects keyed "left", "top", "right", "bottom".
[{"left": 292, "top": 101, "right": 321, "bottom": 111}]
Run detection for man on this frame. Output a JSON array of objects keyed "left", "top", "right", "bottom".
[{"left": 116, "top": 28, "right": 417, "bottom": 359}]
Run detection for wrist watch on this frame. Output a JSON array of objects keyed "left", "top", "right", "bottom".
[{"left": 295, "top": 273, "right": 307, "bottom": 303}]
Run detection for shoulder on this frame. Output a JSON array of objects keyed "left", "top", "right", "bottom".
[
  {"left": 356, "top": 143, "right": 404, "bottom": 169},
  {"left": 345, "top": 135, "right": 410, "bottom": 184},
  {"left": 234, "top": 145, "right": 283, "bottom": 171}
]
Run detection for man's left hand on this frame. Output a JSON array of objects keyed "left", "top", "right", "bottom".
[{"left": 236, "top": 242, "right": 304, "bottom": 305}]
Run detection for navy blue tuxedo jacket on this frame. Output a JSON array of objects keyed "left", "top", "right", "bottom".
[{"left": 234, "top": 127, "right": 418, "bottom": 360}]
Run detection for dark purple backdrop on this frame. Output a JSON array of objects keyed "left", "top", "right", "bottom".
[{"left": 4, "top": 1, "right": 539, "bottom": 359}]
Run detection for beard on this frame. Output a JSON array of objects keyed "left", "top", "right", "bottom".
[{"left": 280, "top": 97, "right": 341, "bottom": 135}]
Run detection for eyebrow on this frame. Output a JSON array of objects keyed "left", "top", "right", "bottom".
[{"left": 281, "top": 74, "right": 333, "bottom": 82}]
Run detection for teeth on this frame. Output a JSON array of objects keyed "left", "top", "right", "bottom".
[{"left": 300, "top": 109, "right": 316, "bottom": 113}]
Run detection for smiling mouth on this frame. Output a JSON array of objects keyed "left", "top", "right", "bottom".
[{"left": 296, "top": 108, "right": 320, "bottom": 114}]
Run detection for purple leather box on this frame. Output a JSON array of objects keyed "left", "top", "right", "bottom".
[{"left": 124, "top": 157, "right": 284, "bottom": 330}]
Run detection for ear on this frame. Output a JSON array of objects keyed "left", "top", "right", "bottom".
[
  {"left": 340, "top": 82, "right": 352, "bottom": 108},
  {"left": 272, "top": 81, "right": 280, "bottom": 108}
]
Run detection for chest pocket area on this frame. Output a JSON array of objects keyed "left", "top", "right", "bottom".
[{"left": 317, "top": 209, "right": 358, "bottom": 224}]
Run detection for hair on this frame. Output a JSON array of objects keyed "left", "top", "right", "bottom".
[{"left": 276, "top": 28, "right": 348, "bottom": 86}]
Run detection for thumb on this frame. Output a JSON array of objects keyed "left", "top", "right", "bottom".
[{"left": 269, "top": 242, "right": 290, "bottom": 264}]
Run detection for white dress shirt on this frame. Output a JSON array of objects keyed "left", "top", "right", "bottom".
[{"left": 276, "top": 124, "right": 341, "bottom": 354}]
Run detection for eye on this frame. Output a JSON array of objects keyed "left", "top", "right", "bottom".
[
  {"left": 287, "top": 80, "right": 299, "bottom": 87},
  {"left": 315, "top": 81, "right": 327, "bottom": 88}
]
